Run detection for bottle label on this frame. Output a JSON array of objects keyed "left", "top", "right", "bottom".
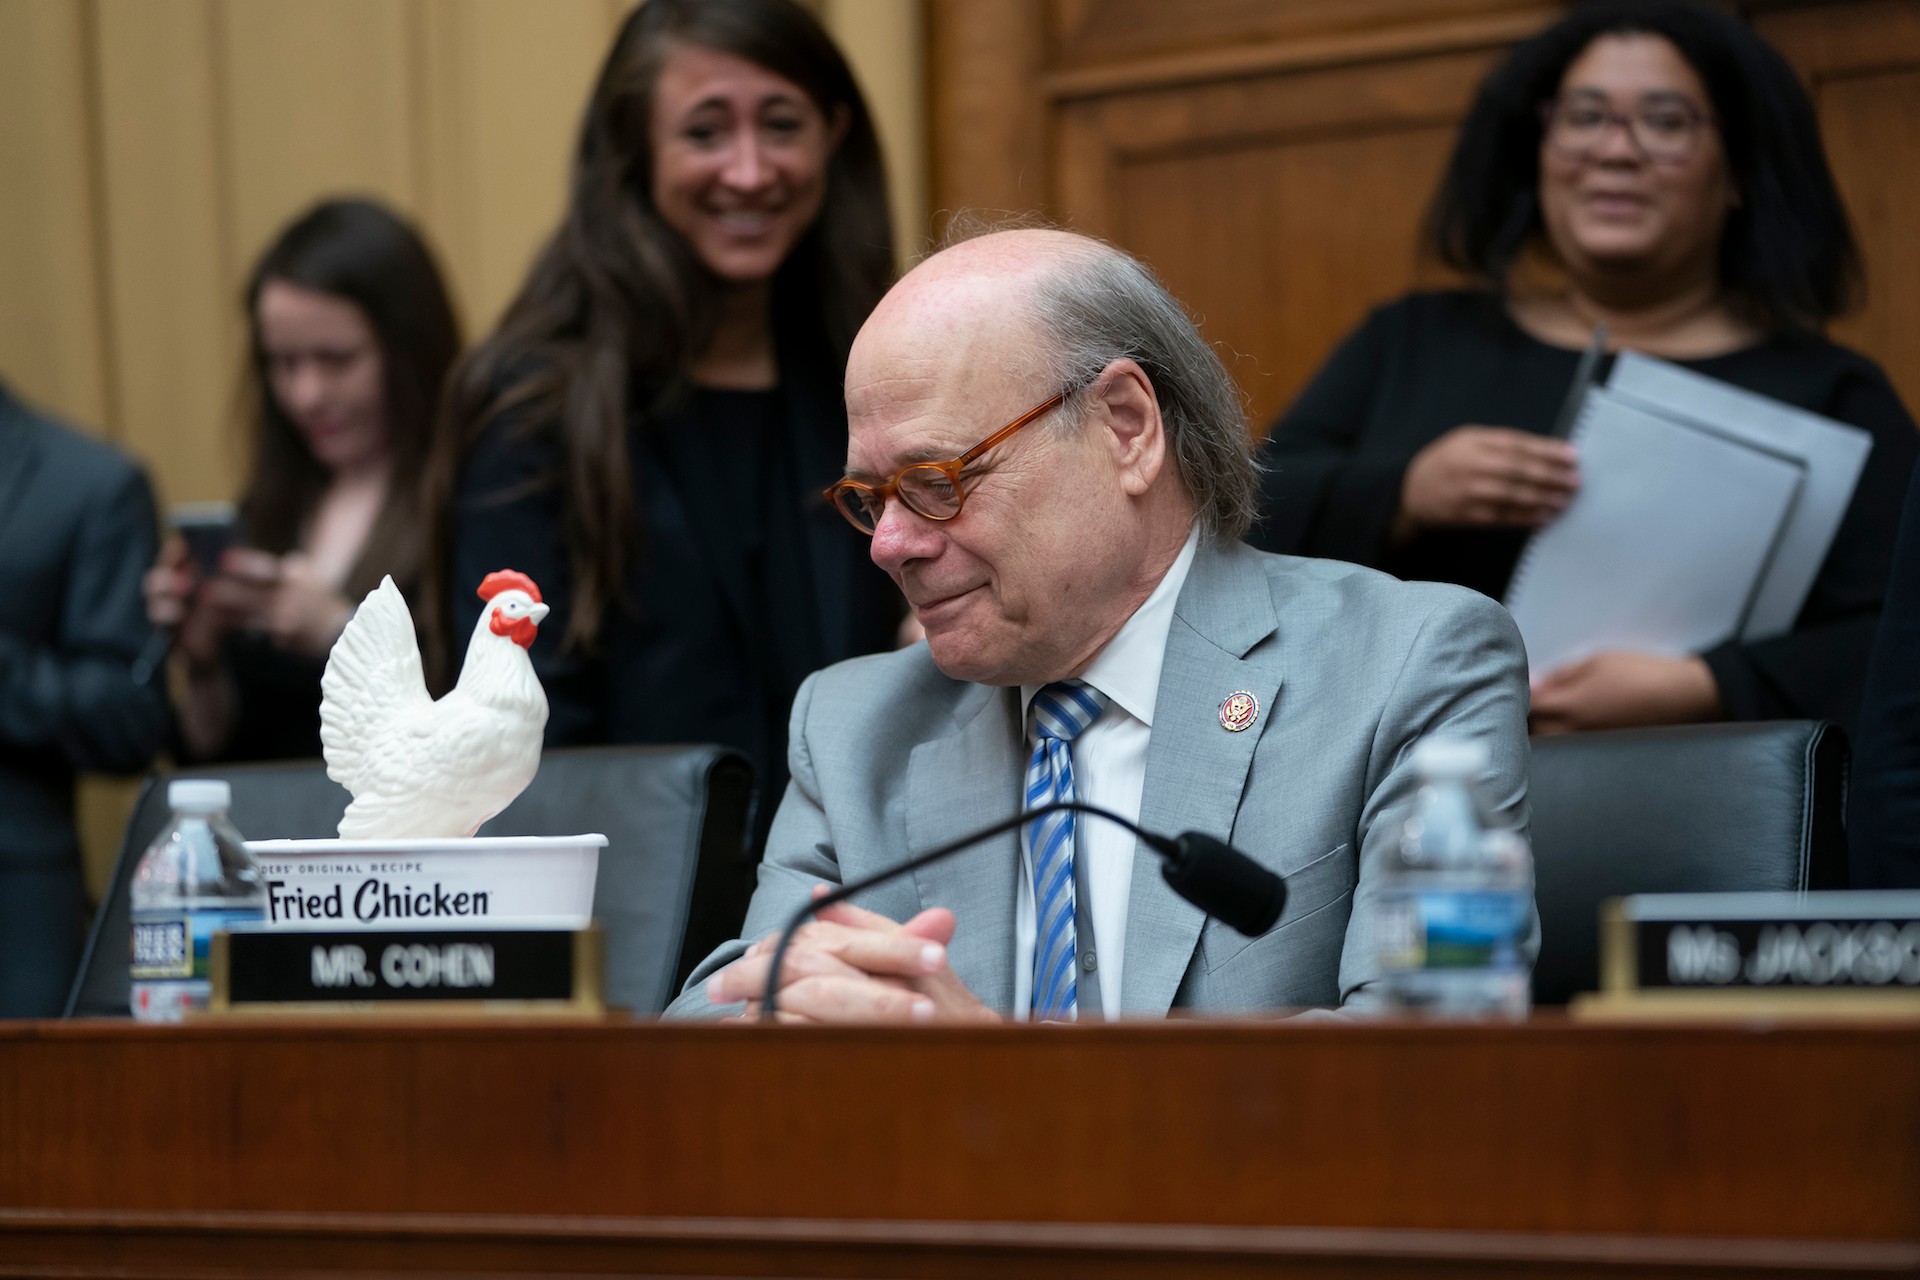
[
  {"left": 131, "top": 915, "right": 190, "bottom": 979},
  {"left": 131, "top": 906, "right": 264, "bottom": 982},
  {"left": 1379, "top": 889, "right": 1529, "bottom": 972}
]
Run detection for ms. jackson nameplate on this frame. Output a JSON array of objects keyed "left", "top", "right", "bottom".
[{"left": 1586, "top": 891, "right": 1920, "bottom": 1016}]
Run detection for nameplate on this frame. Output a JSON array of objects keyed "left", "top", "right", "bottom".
[
  {"left": 1601, "top": 892, "right": 1920, "bottom": 995},
  {"left": 208, "top": 926, "right": 603, "bottom": 1015}
]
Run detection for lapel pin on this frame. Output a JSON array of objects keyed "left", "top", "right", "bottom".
[{"left": 1218, "top": 690, "right": 1259, "bottom": 733}]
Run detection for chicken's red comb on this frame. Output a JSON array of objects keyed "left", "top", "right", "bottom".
[{"left": 477, "top": 569, "right": 542, "bottom": 605}]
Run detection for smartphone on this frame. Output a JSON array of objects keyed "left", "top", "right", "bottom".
[{"left": 170, "top": 501, "right": 238, "bottom": 578}]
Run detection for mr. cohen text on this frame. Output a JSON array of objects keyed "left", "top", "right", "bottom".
[{"left": 310, "top": 941, "right": 498, "bottom": 990}]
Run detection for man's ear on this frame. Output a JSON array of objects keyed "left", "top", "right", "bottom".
[{"left": 1092, "top": 358, "right": 1167, "bottom": 497}]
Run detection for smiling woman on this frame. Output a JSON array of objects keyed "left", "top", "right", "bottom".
[
  {"left": 649, "top": 43, "right": 844, "bottom": 299},
  {"left": 143, "top": 199, "right": 461, "bottom": 763},
  {"left": 1248, "top": 0, "right": 1918, "bottom": 739},
  {"left": 1535, "top": 37, "right": 1738, "bottom": 313},
  {"left": 421, "top": 0, "right": 902, "bottom": 850}
]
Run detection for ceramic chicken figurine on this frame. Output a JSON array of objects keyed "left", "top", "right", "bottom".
[{"left": 320, "top": 570, "right": 550, "bottom": 839}]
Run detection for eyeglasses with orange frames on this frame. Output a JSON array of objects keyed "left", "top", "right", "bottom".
[{"left": 824, "top": 391, "right": 1067, "bottom": 535}]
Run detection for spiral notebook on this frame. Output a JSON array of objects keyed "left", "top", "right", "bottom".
[{"left": 1503, "top": 386, "right": 1806, "bottom": 675}]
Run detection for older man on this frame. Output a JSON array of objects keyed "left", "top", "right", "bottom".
[{"left": 671, "top": 229, "right": 1530, "bottom": 1021}]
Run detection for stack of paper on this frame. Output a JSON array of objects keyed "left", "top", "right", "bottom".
[{"left": 1504, "top": 352, "right": 1871, "bottom": 675}]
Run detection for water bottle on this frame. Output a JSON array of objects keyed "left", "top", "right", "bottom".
[
  {"left": 1376, "top": 738, "right": 1531, "bottom": 1018},
  {"left": 129, "top": 780, "right": 264, "bottom": 1021}
]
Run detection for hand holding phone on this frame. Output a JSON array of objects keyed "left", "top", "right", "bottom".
[
  {"left": 169, "top": 502, "right": 238, "bottom": 579},
  {"left": 149, "top": 503, "right": 242, "bottom": 669}
]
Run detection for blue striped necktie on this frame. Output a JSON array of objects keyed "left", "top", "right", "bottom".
[{"left": 1026, "top": 679, "right": 1107, "bottom": 1021}]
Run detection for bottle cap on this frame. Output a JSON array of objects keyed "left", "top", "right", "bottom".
[
  {"left": 1410, "top": 737, "right": 1489, "bottom": 780},
  {"left": 168, "top": 779, "right": 232, "bottom": 814}
]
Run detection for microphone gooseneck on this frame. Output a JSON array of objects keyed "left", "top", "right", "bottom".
[{"left": 759, "top": 801, "right": 1287, "bottom": 1021}]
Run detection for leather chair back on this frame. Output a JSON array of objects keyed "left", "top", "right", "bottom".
[
  {"left": 1528, "top": 720, "right": 1848, "bottom": 1005},
  {"left": 482, "top": 744, "right": 755, "bottom": 1013},
  {"left": 66, "top": 744, "right": 754, "bottom": 1018}
]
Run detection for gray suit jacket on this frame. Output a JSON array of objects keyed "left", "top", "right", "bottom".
[{"left": 670, "top": 537, "right": 1531, "bottom": 1016}]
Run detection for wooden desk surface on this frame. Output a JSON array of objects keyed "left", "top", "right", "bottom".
[{"left": 2, "top": 1016, "right": 1916, "bottom": 1277}]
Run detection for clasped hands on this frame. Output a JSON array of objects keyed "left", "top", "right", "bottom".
[{"left": 706, "top": 892, "right": 998, "bottom": 1024}]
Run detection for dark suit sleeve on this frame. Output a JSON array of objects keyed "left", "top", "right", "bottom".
[
  {"left": 1248, "top": 305, "right": 1413, "bottom": 566},
  {"left": 0, "top": 459, "right": 167, "bottom": 772},
  {"left": 1699, "top": 365, "right": 1920, "bottom": 731},
  {"left": 1850, "top": 461, "right": 1920, "bottom": 888},
  {"left": 450, "top": 413, "right": 605, "bottom": 745}
]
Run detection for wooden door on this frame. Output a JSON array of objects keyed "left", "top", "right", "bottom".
[{"left": 1758, "top": 0, "right": 1920, "bottom": 417}]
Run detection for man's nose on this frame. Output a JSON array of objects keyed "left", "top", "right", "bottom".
[{"left": 869, "top": 500, "right": 940, "bottom": 574}]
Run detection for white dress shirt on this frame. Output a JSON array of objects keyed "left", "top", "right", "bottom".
[{"left": 1012, "top": 529, "right": 1199, "bottom": 1017}]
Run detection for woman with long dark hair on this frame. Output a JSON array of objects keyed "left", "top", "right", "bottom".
[
  {"left": 145, "top": 198, "right": 461, "bottom": 760},
  {"left": 422, "top": 0, "right": 900, "bottom": 837},
  {"left": 1249, "top": 0, "right": 1916, "bottom": 735}
]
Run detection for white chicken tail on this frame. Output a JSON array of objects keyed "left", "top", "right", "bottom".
[{"left": 320, "top": 576, "right": 432, "bottom": 803}]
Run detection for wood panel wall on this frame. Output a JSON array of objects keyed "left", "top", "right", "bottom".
[
  {"left": 929, "top": 0, "right": 1920, "bottom": 433},
  {"left": 1755, "top": 1, "right": 1920, "bottom": 416},
  {"left": 0, "top": 0, "right": 633, "bottom": 509}
]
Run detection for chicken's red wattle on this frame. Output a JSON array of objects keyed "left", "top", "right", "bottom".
[{"left": 490, "top": 612, "right": 538, "bottom": 649}]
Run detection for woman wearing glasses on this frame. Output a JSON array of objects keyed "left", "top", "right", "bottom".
[
  {"left": 423, "top": 0, "right": 899, "bottom": 841},
  {"left": 1249, "top": 0, "right": 1915, "bottom": 735}
]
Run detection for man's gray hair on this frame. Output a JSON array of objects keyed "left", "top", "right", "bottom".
[{"left": 1027, "top": 242, "right": 1259, "bottom": 541}]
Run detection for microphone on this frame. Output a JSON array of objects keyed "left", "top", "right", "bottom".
[{"left": 760, "top": 801, "right": 1287, "bottom": 1020}]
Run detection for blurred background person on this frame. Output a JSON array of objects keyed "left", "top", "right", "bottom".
[
  {"left": 1248, "top": 0, "right": 1917, "bottom": 736},
  {"left": 424, "top": 0, "right": 901, "bottom": 843},
  {"left": 144, "top": 198, "right": 462, "bottom": 762},
  {"left": 0, "top": 381, "right": 167, "bottom": 1016},
  {"left": 1850, "top": 461, "right": 1920, "bottom": 888}
]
